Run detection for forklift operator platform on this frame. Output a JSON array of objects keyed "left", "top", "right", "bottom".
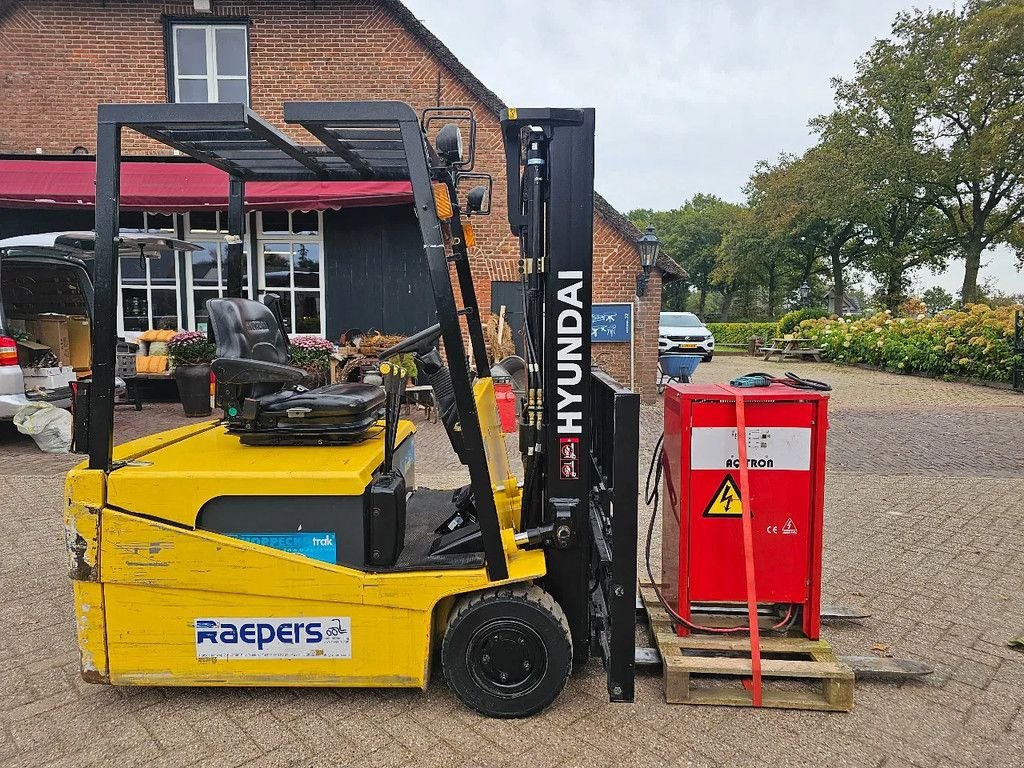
[{"left": 64, "top": 100, "right": 639, "bottom": 718}]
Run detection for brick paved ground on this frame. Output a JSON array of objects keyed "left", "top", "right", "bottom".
[{"left": 1, "top": 360, "right": 1022, "bottom": 767}]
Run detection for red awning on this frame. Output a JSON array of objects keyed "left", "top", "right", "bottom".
[{"left": 0, "top": 159, "right": 414, "bottom": 212}]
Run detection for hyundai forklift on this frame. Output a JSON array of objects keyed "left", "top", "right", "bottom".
[{"left": 65, "top": 100, "right": 639, "bottom": 718}]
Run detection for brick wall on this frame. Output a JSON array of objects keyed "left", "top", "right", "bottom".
[{"left": 0, "top": 0, "right": 661, "bottom": 400}]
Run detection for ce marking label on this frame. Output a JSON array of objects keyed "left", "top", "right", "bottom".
[{"left": 766, "top": 518, "right": 799, "bottom": 536}]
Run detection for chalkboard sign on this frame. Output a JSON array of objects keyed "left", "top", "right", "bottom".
[{"left": 592, "top": 303, "right": 632, "bottom": 343}]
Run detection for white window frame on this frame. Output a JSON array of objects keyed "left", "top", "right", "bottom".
[
  {"left": 256, "top": 211, "right": 326, "bottom": 336},
  {"left": 116, "top": 213, "right": 183, "bottom": 337},
  {"left": 183, "top": 212, "right": 254, "bottom": 331},
  {"left": 171, "top": 23, "right": 249, "bottom": 105}
]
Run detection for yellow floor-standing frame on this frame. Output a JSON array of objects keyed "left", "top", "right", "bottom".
[{"left": 65, "top": 379, "right": 544, "bottom": 688}]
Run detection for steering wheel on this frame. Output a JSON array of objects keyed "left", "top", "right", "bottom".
[{"left": 379, "top": 323, "right": 443, "bottom": 360}]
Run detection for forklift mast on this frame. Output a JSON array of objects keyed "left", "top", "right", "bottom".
[{"left": 501, "top": 109, "right": 639, "bottom": 701}]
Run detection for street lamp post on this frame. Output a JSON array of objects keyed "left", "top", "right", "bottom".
[
  {"left": 635, "top": 224, "right": 660, "bottom": 298},
  {"left": 799, "top": 280, "right": 811, "bottom": 308}
]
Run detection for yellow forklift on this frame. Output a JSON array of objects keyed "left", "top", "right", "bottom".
[{"left": 65, "top": 101, "right": 639, "bottom": 717}]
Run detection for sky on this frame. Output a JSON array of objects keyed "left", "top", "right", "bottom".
[{"left": 402, "top": 0, "right": 1023, "bottom": 297}]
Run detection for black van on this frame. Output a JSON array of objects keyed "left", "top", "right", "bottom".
[{"left": 0, "top": 232, "right": 197, "bottom": 419}]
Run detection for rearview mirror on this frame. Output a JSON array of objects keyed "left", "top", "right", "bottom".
[
  {"left": 456, "top": 172, "right": 492, "bottom": 216},
  {"left": 466, "top": 185, "right": 487, "bottom": 215}
]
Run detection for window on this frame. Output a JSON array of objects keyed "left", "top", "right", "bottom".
[
  {"left": 117, "top": 212, "right": 183, "bottom": 333},
  {"left": 169, "top": 23, "right": 249, "bottom": 104},
  {"left": 184, "top": 212, "right": 251, "bottom": 332},
  {"left": 257, "top": 211, "right": 324, "bottom": 334}
]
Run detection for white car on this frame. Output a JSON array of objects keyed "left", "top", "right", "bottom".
[
  {"left": 659, "top": 311, "right": 715, "bottom": 362},
  {"left": 0, "top": 231, "right": 197, "bottom": 420}
]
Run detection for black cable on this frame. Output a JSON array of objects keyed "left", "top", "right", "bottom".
[
  {"left": 644, "top": 432, "right": 795, "bottom": 635},
  {"left": 784, "top": 371, "right": 832, "bottom": 391},
  {"left": 736, "top": 371, "right": 831, "bottom": 391}
]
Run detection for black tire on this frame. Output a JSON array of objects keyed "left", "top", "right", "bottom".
[
  {"left": 703, "top": 353, "right": 714, "bottom": 362},
  {"left": 441, "top": 584, "right": 571, "bottom": 718}
]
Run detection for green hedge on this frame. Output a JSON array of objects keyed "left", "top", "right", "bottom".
[
  {"left": 799, "top": 304, "right": 1023, "bottom": 382},
  {"left": 706, "top": 322, "right": 777, "bottom": 345},
  {"left": 776, "top": 308, "right": 830, "bottom": 336}
]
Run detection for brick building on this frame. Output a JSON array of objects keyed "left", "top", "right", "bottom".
[{"left": 0, "top": 0, "right": 681, "bottom": 399}]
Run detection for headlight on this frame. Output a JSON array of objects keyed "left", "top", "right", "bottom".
[{"left": 435, "top": 123, "right": 464, "bottom": 164}]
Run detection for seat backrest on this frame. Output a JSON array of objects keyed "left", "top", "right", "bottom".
[{"left": 207, "top": 298, "right": 289, "bottom": 364}]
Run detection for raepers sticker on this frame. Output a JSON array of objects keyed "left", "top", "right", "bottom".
[{"left": 195, "top": 617, "right": 351, "bottom": 659}]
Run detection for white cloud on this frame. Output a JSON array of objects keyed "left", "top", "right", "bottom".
[{"left": 403, "top": 0, "right": 1024, "bottom": 293}]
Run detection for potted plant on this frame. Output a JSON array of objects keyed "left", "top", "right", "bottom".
[
  {"left": 167, "top": 331, "right": 216, "bottom": 417},
  {"left": 386, "top": 352, "right": 418, "bottom": 385},
  {"left": 289, "top": 335, "right": 336, "bottom": 388}
]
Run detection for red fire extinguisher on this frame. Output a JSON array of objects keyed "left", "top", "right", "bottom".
[{"left": 494, "top": 378, "right": 516, "bottom": 433}]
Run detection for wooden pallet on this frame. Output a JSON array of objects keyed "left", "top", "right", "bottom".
[{"left": 640, "top": 583, "right": 854, "bottom": 711}]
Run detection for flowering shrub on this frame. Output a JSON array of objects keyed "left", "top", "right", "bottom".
[
  {"left": 289, "top": 335, "right": 335, "bottom": 373},
  {"left": 706, "top": 322, "right": 777, "bottom": 346},
  {"left": 167, "top": 331, "right": 215, "bottom": 366},
  {"left": 777, "top": 308, "right": 829, "bottom": 336},
  {"left": 799, "top": 304, "right": 1023, "bottom": 382},
  {"left": 898, "top": 296, "right": 927, "bottom": 317}
]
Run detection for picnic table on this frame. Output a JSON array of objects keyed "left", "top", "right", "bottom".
[{"left": 761, "top": 337, "right": 822, "bottom": 362}]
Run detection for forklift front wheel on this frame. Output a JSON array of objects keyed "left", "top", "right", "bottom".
[{"left": 441, "top": 584, "right": 572, "bottom": 718}]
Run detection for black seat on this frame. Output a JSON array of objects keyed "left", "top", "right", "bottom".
[{"left": 207, "top": 297, "right": 385, "bottom": 444}]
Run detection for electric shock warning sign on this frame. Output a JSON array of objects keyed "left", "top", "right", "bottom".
[
  {"left": 195, "top": 617, "right": 351, "bottom": 660},
  {"left": 703, "top": 474, "right": 744, "bottom": 517},
  {"left": 691, "top": 427, "right": 811, "bottom": 471}
]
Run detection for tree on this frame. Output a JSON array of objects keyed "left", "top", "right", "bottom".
[
  {"left": 846, "top": 1, "right": 1024, "bottom": 304},
  {"left": 747, "top": 150, "right": 870, "bottom": 314},
  {"left": 628, "top": 195, "right": 741, "bottom": 316},
  {"left": 712, "top": 205, "right": 793, "bottom": 320},
  {"left": 922, "top": 285, "right": 954, "bottom": 314},
  {"left": 814, "top": 34, "right": 960, "bottom": 312}
]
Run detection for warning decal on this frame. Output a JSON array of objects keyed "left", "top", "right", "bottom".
[{"left": 703, "top": 474, "right": 745, "bottom": 517}]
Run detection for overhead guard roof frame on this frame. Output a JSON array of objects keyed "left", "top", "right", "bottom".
[{"left": 96, "top": 101, "right": 428, "bottom": 182}]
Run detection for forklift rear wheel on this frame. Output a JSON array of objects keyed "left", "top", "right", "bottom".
[{"left": 441, "top": 584, "right": 572, "bottom": 718}]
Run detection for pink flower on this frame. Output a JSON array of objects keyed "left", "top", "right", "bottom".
[
  {"left": 290, "top": 335, "right": 335, "bottom": 352},
  {"left": 168, "top": 331, "right": 207, "bottom": 348}
]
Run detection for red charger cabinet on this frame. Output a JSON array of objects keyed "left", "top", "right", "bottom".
[{"left": 661, "top": 383, "right": 829, "bottom": 639}]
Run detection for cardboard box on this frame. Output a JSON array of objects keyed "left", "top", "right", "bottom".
[
  {"left": 23, "top": 366, "right": 75, "bottom": 391},
  {"left": 28, "top": 314, "right": 71, "bottom": 367},
  {"left": 16, "top": 340, "right": 52, "bottom": 368},
  {"left": 67, "top": 315, "right": 91, "bottom": 370}
]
